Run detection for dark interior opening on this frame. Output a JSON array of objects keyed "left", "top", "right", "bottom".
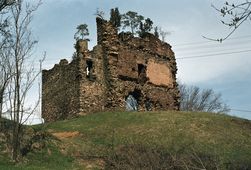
[
  {"left": 138, "top": 64, "right": 147, "bottom": 84},
  {"left": 129, "top": 89, "right": 141, "bottom": 101},
  {"left": 86, "top": 60, "right": 93, "bottom": 79},
  {"left": 138, "top": 64, "right": 145, "bottom": 76}
]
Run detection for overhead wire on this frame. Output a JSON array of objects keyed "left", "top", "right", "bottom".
[
  {"left": 171, "top": 34, "right": 251, "bottom": 60},
  {"left": 174, "top": 37, "right": 251, "bottom": 115},
  {"left": 176, "top": 49, "right": 251, "bottom": 60},
  {"left": 173, "top": 34, "right": 251, "bottom": 47},
  {"left": 174, "top": 39, "right": 251, "bottom": 52},
  {"left": 231, "top": 109, "right": 251, "bottom": 113},
  {"left": 176, "top": 46, "right": 251, "bottom": 57}
]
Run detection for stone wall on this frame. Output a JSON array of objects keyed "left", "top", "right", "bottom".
[
  {"left": 97, "top": 20, "right": 180, "bottom": 112},
  {"left": 42, "top": 59, "right": 80, "bottom": 121},
  {"left": 78, "top": 45, "right": 106, "bottom": 114},
  {"left": 42, "top": 40, "right": 107, "bottom": 121},
  {"left": 42, "top": 17, "right": 179, "bottom": 122}
]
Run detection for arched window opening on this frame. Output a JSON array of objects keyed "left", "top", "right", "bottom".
[
  {"left": 86, "top": 60, "right": 93, "bottom": 77},
  {"left": 86, "top": 60, "right": 96, "bottom": 81}
]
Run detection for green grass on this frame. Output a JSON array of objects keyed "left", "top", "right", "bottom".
[{"left": 1, "top": 111, "right": 251, "bottom": 169}]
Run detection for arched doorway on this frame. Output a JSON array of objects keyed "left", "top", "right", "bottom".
[{"left": 125, "top": 89, "right": 141, "bottom": 111}]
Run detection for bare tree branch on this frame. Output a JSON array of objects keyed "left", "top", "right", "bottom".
[
  {"left": 0, "top": 0, "right": 43, "bottom": 161},
  {"left": 158, "top": 27, "right": 171, "bottom": 42},
  {"left": 0, "top": 0, "right": 15, "bottom": 12},
  {"left": 179, "top": 83, "right": 230, "bottom": 113},
  {"left": 204, "top": 1, "right": 251, "bottom": 42}
]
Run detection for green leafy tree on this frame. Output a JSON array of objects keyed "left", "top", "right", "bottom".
[
  {"left": 138, "top": 18, "right": 153, "bottom": 37},
  {"left": 74, "top": 24, "right": 89, "bottom": 41},
  {"left": 143, "top": 18, "right": 153, "bottom": 32},
  {"left": 110, "top": 7, "right": 121, "bottom": 29},
  {"left": 121, "top": 11, "right": 144, "bottom": 35}
]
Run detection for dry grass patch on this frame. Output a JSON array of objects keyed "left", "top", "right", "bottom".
[{"left": 52, "top": 131, "right": 80, "bottom": 139}]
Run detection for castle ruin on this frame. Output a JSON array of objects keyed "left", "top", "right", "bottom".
[{"left": 42, "top": 18, "right": 180, "bottom": 122}]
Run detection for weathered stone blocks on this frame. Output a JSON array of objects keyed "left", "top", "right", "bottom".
[{"left": 42, "top": 17, "right": 179, "bottom": 122}]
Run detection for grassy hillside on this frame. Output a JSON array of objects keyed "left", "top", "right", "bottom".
[{"left": 1, "top": 111, "right": 251, "bottom": 169}]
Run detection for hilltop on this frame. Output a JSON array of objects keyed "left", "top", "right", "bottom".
[{"left": 1, "top": 111, "right": 251, "bottom": 169}]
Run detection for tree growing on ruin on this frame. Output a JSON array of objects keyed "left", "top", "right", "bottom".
[
  {"left": 138, "top": 18, "right": 153, "bottom": 37},
  {"left": 205, "top": 1, "right": 251, "bottom": 42},
  {"left": 110, "top": 7, "right": 121, "bottom": 29},
  {"left": 154, "top": 26, "right": 159, "bottom": 38},
  {"left": 74, "top": 24, "right": 89, "bottom": 41},
  {"left": 179, "top": 83, "right": 230, "bottom": 113},
  {"left": 158, "top": 27, "right": 170, "bottom": 42},
  {"left": 121, "top": 11, "right": 144, "bottom": 35}
]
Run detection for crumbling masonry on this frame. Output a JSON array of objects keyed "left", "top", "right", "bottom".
[{"left": 42, "top": 18, "right": 180, "bottom": 122}]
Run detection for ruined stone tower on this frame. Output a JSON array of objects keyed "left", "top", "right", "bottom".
[{"left": 42, "top": 17, "right": 180, "bottom": 122}]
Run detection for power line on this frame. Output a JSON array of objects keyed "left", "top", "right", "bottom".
[
  {"left": 231, "top": 109, "right": 251, "bottom": 113},
  {"left": 173, "top": 35, "right": 251, "bottom": 47},
  {"left": 174, "top": 40, "right": 251, "bottom": 52},
  {"left": 176, "top": 49, "right": 251, "bottom": 60},
  {"left": 176, "top": 46, "right": 251, "bottom": 57}
]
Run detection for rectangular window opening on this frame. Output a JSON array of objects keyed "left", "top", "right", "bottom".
[
  {"left": 86, "top": 60, "right": 94, "bottom": 80},
  {"left": 138, "top": 64, "right": 147, "bottom": 84}
]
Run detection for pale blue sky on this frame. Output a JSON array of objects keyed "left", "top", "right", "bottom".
[{"left": 28, "top": 0, "right": 251, "bottom": 119}]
